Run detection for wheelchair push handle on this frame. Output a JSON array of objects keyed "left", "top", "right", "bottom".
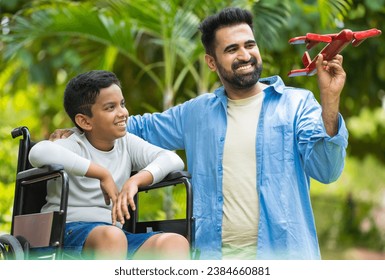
[{"left": 11, "top": 126, "right": 30, "bottom": 140}]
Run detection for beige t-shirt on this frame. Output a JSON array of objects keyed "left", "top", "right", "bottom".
[{"left": 222, "top": 92, "right": 264, "bottom": 259}]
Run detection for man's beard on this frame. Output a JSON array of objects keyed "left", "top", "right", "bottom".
[{"left": 217, "top": 57, "right": 263, "bottom": 89}]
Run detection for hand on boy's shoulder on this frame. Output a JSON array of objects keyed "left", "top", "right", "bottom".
[{"left": 49, "top": 128, "right": 74, "bottom": 141}]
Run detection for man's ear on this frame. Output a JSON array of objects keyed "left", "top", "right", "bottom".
[
  {"left": 205, "top": 54, "right": 217, "bottom": 72},
  {"left": 75, "top": 113, "right": 92, "bottom": 131}
]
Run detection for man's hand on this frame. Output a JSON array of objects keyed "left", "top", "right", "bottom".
[
  {"left": 49, "top": 129, "right": 74, "bottom": 141},
  {"left": 316, "top": 54, "right": 346, "bottom": 136},
  {"left": 316, "top": 54, "right": 346, "bottom": 97}
]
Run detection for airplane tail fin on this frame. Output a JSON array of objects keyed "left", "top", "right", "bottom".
[
  {"left": 287, "top": 69, "right": 309, "bottom": 77},
  {"left": 302, "top": 52, "right": 311, "bottom": 67},
  {"left": 287, "top": 52, "right": 315, "bottom": 77}
]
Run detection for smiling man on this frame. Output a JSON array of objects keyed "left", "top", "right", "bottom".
[
  {"left": 204, "top": 23, "right": 264, "bottom": 97},
  {"left": 127, "top": 7, "right": 348, "bottom": 259}
]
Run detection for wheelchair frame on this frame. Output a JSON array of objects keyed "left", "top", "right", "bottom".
[{"left": 0, "top": 126, "right": 194, "bottom": 260}]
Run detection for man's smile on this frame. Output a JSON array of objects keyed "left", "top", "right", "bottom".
[{"left": 236, "top": 63, "right": 254, "bottom": 72}]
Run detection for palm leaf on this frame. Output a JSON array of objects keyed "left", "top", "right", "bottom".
[
  {"left": 102, "top": 0, "right": 201, "bottom": 108},
  {"left": 317, "top": 0, "right": 353, "bottom": 29},
  {"left": 251, "top": 0, "right": 292, "bottom": 49},
  {"left": 4, "top": 1, "right": 137, "bottom": 59}
]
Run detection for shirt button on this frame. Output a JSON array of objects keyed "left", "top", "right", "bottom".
[
  {"left": 220, "top": 137, "right": 225, "bottom": 142},
  {"left": 218, "top": 196, "right": 223, "bottom": 202}
]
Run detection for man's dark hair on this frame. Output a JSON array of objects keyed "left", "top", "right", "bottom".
[
  {"left": 198, "top": 7, "right": 254, "bottom": 56},
  {"left": 64, "top": 70, "right": 121, "bottom": 130}
]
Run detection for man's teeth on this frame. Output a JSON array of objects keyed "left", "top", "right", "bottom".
[
  {"left": 238, "top": 64, "right": 252, "bottom": 70},
  {"left": 116, "top": 122, "right": 126, "bottom": 127}
]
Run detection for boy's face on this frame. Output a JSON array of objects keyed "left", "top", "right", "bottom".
[{"left": 86, "top": 83, "right": 128, "bottom": 147}]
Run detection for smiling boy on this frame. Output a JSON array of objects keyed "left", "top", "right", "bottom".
[{"left": 29, "top": 70, "right": 189, "bottom": 259}]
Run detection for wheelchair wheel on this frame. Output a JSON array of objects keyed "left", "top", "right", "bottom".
[
  {"left": 0, "top": 234, "right": 25, "bottom": 260},
  {"left": 16, "top": 235, "right": 30, "bottom": 260}
]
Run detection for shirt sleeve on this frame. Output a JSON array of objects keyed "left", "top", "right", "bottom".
[
  {"left": 127, "top": 102, "right": 186, "bottom": 150},
  {"left": 126, "top": 134, "right": 185, "bottom": 184},
  {"left": 28, "top": 140, "right": 90, "bottom": 176},
  {"left": 297, "top": 93, "right": 348, "bottom": 183},
  {"left": 142, "top": 150, "right": 185, "bottom": 184}
]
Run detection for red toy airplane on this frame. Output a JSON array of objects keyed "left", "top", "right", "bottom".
[{"left": 288, "top": 28, "right": 382, "bottom": 77}]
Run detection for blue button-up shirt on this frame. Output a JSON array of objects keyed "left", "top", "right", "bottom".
[{"left": 128, "top": 75, "right": 348, "bottom": 259}]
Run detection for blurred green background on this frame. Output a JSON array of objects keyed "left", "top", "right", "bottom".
[{"left": 1, "top": 0, "right": 384, "bottom": 259}]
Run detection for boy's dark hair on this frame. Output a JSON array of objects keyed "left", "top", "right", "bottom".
[
  {"left": 198, "top": 7, "right": 254, "bottom": 56},
  {"left": 64, "top": 70, "right": 121, "bottom": 130}
]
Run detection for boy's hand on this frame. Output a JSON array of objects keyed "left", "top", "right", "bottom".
[
  {"left": 85, "top": 162, "right": 120, "bottom": 225},
  {"left": 99, "top": 174, "right": 120, "bottom": 225},
  {"left": 117, "top": 171, "right": 153, "bottom": 222},
  {"left": 117, "top": 180, "right": 139, "bottom": 222}
]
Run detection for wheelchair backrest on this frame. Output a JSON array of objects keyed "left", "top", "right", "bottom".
[{"left": 11, "top": 127, "right": 47, "bottom": 217}]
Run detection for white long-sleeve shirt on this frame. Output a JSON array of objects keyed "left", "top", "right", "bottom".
[{"left": 28, "top": 129, "right": 184, "bottom": 224}]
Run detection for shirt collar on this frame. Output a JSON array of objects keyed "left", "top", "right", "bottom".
[
  {"left": 260, "top": 75, "right": 285, "bottom": 94},
  {"left": 213, "top": 75, "right": 286, "bottom": 100}
]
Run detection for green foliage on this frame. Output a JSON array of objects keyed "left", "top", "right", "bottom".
[
  {"left": 311, "top": 155, "right": 385, "bottom": 257},
  {"left": 316, "top": 0, "right": 353, "bottom": 29},
  {"left": 0, "top": 68, "right": 72, "bottom": 234},
  {"left": 345, "top": 107, "right": 385, "bottom": 162},
  {"left": 251, "top": 0, "right": 293, "bottom": 50},
  {"left": 0, "top": 182, "right": 14, "bottom": 233},
  {"left": 137, "top": 183, "right": 188, "bottom": 221},
  {"left": 0, "top": 130, "right": 17, "bottom": 233},
  {"left": 1, "top": 0, "right": 385, "bottom": 257}
]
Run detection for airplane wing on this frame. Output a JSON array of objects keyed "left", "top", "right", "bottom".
[
  {"left": 288, "top": 30, "right": 353, "bottom": 77},
  {"left": 288, "top": 28, "right": 382, "bottom": 78},
  {"left": 352, "top": 28, "right": 382, "bottom": 46},
  {"left": 289, "top": 33, "right": 332, "bottom": 50}
]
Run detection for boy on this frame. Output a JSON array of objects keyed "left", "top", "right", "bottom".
[{"left": 29, "top": 70, "right": 189, "bottom": 259}]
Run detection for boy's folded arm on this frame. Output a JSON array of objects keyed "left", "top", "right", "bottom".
[
  {"left": 142, "top": 150, "right": 185, "bottom": 185},
  {"left": 28, "top": 140, "right": 90, "bottom": 176}
]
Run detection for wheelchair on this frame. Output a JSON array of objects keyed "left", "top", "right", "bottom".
[{"left": 0, "top": 126, "right": 194, "bottom": 260}]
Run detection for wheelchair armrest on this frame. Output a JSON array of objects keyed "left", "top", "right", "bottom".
[
  {"left": 164, "top": 170, "right": 191, "bottom": 180},
  {"left": 15, "top": 164, "right": 69, "bottom": 215},
  {"left": 126, "top": 170, "right": 194, "bottom": 247},
  {"left": 138, "top": 170, "right": 191, "bottom": 192},
  {"left": 16, "top": 164, "right": 65, "bottom": 182}
]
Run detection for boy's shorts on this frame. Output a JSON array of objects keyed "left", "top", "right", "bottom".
[
  {"left": 30, "top": 221, "right": 159, "bottom": 259},
  {"left": 63, "top": 221, "right": 159, "bottom": 259}
]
